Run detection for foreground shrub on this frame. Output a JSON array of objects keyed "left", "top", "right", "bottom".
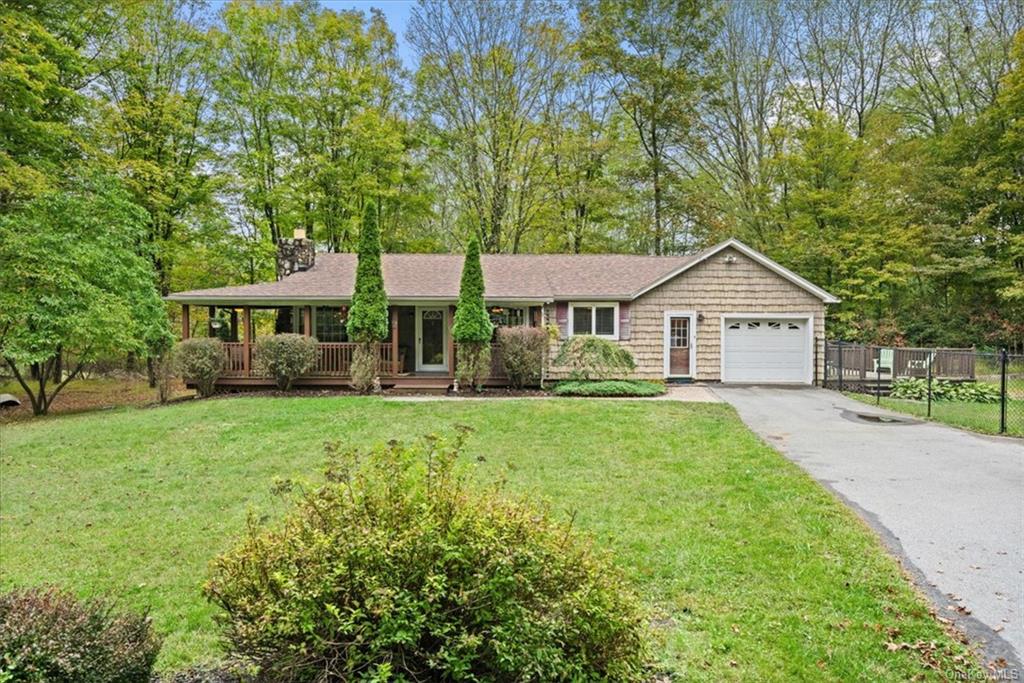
[
  {"left": 0, "top": 586, "right": 161, "bottom": 683},
  {"left": 173, "top": 338, "right": 224, "bottom": 397},
  {"left": 252, "top": 334, "right": 317, "bottom": 390},
  {"left": 889, "top": 377, "right": 1000, "bottom": 403},
  {"left": 497, "top": 327, "right": 547, "bottom": 388},
  {"left": 555, "top": 336, "right": 636, "bottom": 380},
  {"left": 554, "top": 380, "right": 666, "bottom": 397},
  {"left": 204, "top": 429, "right": 652, "bottom": 682}
]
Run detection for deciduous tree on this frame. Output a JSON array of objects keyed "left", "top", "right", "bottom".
[{"left": 0, "top": 173, "right": 171, "bottom": 415}]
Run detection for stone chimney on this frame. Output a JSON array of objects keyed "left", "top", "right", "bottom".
[{"left": 276, "top": 228, "right": 315, "bottom": 279}]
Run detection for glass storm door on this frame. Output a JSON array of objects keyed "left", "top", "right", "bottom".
[
  {"left": 416, "top": 307, "right": 447, "bottom": 371},
  {"left": 667, "top": 315, "right": 691, "bottom": 377}
]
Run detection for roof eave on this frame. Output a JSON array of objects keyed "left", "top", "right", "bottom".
[
  {"left": 165, "top": 294, "right": 555, "bottom": 305},
  {"left": 629, "top": 238, "right": 841, "bottom": 303}
]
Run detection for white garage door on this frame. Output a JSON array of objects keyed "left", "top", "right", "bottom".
[{"left": 722, "top": 317, "right": 810, "bottom": 383}]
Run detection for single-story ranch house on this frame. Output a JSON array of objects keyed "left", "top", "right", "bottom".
[{"left": 168, "top": 236, "right": 839, "bottom": 390}]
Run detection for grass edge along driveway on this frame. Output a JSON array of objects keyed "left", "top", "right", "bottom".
[
  {"left": 0, "top": 397, "right": 981, "bottom": 680},
  {"left": 845, "top": 391, "right": 1023, "bottom": 437}
]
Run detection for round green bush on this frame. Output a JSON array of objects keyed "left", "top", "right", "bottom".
[
  {"left": 0, "top": 586, "right": 161, "bottom": 683},
  {"left": 252, "top": 334, "right": 318, "bottom": 390},
  {"left": 204, "top": 430, "right": 652, "bottom": 682},
  {"left": 555, "top": 336, "right": 636, "bottom": 380},
  {"left": 173, "top": 338, "right": 224, "bottom": 397}
]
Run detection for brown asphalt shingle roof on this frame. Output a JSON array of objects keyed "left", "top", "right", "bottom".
[{"left": 167, "top": 252, "right": 701, "bottom": 303}]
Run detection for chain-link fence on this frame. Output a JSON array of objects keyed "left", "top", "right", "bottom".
[{"left": 823, "top": 341, "right": 1023, "bottom": 437}]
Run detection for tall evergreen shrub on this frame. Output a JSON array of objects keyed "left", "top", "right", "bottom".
[
  {"left": 346, "top": 204, "right": 389, "bottom": 392},
  {"left": 452, "top": 237, "right": 493, "bottom": 390}
]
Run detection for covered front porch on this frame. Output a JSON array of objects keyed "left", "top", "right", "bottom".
[{"left": 178, "top": 302, "right": 537, "bottom": 389}]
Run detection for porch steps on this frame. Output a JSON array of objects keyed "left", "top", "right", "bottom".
[{"left": 386, "top": 377, "right": 452, "bottom": 394}]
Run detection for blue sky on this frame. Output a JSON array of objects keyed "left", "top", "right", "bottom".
[{"left": 320, "top": 0, "right": 418, "bottom": 66}]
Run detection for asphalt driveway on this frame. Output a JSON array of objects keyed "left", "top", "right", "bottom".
[{"left": 713, "top": 386, "right": 1023, "bottom": 669}]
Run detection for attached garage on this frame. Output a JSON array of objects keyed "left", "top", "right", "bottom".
[{"left": 721, "top": 315, "right": 813, "bottom": 384}]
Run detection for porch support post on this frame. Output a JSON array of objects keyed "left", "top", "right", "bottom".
[
  {"left": 390, "top": 306, "right": 399, "bottom": 376},
  {"left": 207, "top": 306, "right": 216, "bottom": 337},
  {"left": 242, "top": 307, "right": 251, "bottom": 376},
  {"left": 181, "top": 304, "right": 190, "bottom": 340},
  {"left": 230, "top": 309, "right": 239, "bottom": 342},
  {"left": 448, "top": 305, "right": 456, "bottom": 378},
  {"left": 303, "top": 306, "right": 312, "bottom": 337}
]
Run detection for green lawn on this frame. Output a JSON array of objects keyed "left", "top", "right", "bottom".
[
  {"left": 846, "top": 392, "right": 1024, "bottom": 437},
  {"left": 0, "top": 397, "right": 979, "bottom": 680}
]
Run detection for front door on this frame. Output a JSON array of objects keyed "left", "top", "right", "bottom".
[
  {"left": 665, "top": 314, "right": 693, "bottom": 377},
  {"left": 415, "top": 307, "right": 448, "bottom": 371}
]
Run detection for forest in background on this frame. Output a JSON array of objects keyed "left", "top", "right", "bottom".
[{"left": 1, "top": 0, "right": 1022, "bottom": 347}]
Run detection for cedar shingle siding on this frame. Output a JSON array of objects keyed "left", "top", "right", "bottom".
[{"left": 546, "top": 247, "right": 826, "bottom": 382}]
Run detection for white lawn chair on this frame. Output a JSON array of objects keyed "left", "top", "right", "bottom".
[{"left": 873, "top": 348, "right": 894, "bottom": 374}]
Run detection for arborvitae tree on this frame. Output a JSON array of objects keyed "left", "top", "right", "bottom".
[
  {"left": 452, "top": 236, "right": 493, "bottom": 390},
  {"left": 346, "top": 203, "right": 389, "bottom": 391}
]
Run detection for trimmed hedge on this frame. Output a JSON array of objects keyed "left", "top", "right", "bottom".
[
  {"left": 0, "top": 586, "right": 161, "bottom": 683},
  {"left": 252, "top": 334, "right": 318, "bottom": 390},
  {"left": 173, "top": 338, "right": 224, "bottom": 397},
  {"left": 553, "top": 380, "right": 666, "bottom": 397},
  {"left": 204, "top": 430, "right": 652, "bottom": 681},
  {"left": 497, "top": 327, "right": 547, "bottom": 388}
]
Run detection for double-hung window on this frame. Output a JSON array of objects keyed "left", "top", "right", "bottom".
[
  {"left": 569, "top": 302, "right": 618, "bottom": 339},
  {"left": 314, "top": 307, "right": 348, "bottom": 342}
]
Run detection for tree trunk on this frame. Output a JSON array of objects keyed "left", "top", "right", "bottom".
[
  {"left": 52, "top": 349, "right": 62, "bottom": 383},
  {"left": 653, "top": 160, "right": 663, "bottom": 255}
]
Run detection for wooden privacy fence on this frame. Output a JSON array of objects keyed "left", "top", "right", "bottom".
[{"left": 824, "top": 341, "right": 976, "bottom": 383}]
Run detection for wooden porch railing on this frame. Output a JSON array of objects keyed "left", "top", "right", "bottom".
[{"left": 222, "top": 342, "right": 395, "bottom": 378}]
